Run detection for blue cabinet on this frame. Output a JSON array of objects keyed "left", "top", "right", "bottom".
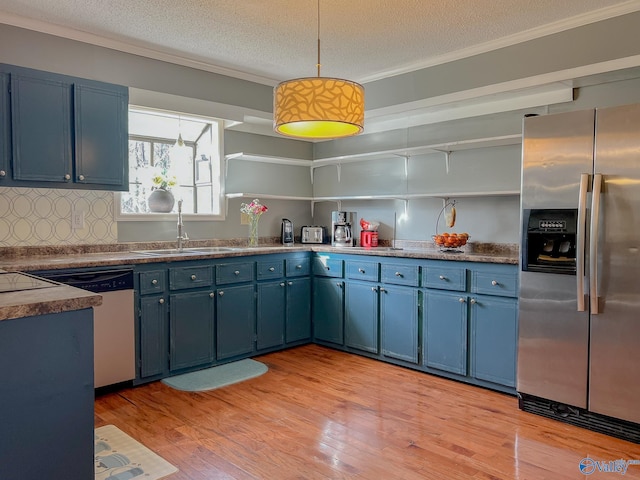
[
  {"left": 216, "top": 283, "right": 256, "bottom": 360},
  {"left": 257, "top": 281, "right": 285, "bottom": 350},
  {"left": 313, "top": 276, "right": 344, "bottom": 345},
  {"left": 380, "top": 284, "right": 419, "bottom": 363},
  {"left": 424, "top": 290, "right": 468, "bottom": 375},
  {"left": 169, "top": 290, "right": 215, "bottom": 371},
  {"left": 1, "top": 63, "right": 128, "bottom": 190},
  {"left": 286, "top": 277, "right": 311, "bottom": 343},
  {"left": 345, "top": 281, "right": 379, "bottom": 353},
  {"left": 0, "top": 72, "right": 9, "bottom": 182}
]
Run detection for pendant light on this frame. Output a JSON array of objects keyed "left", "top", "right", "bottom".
[{"left": 273, "top": 0, "right": 364, "bottom": 140}]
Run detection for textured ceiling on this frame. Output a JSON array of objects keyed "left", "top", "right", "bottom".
[{"left": 1, "top": 0, "right": 638, "bottom": 85}]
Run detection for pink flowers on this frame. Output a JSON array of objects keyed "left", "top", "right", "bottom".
[{"left": 240, "top": 199, "right": 268, "bottom": 218}]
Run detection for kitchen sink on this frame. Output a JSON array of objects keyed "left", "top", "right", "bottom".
[{"left": 132, "top": 246, "right": 240, "bottom": 256}]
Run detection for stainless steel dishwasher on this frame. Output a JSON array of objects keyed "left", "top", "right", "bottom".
[{"left": 33, "top": 268, "right": 135, "bottom": 389}]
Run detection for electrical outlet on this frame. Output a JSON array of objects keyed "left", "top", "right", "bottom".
[
  {"left": 71, "top": 208, "right": 85, "bottom": 230},
  {"left": 240, "top": 212, "right": 250, "bottom": 225}
]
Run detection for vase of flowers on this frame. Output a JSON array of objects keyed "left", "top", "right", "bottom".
[
  {"left": 241, "top": 199, "right": 268, "bottom": 247},
  {"left": 148, "top": 168, "right": 177, "bottom": 213}
]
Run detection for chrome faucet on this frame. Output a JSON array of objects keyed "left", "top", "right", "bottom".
[{"left": 177, "top": 199, "right": 188, "bottom": 252}]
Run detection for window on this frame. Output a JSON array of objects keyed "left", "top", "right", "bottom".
[{"left": 116, "top": 108, "right": 224, "bottom": 220}]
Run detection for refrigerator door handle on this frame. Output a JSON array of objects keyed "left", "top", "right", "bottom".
[
  {"left": 576, "top": 173, "right": 589, "bottom": 312},
  {"left": 590, "top": 173, "right": 603, "bottom": 314}
]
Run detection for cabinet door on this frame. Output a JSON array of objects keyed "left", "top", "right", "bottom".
[
  {"left": 73, "top": 82, "right": 128, "bottom": 188},
  {"left": 312, "top": 277, "right": 344, "bottom": 345},
  {"left": 139, "top": 295, "right": 167, "bottom": 379},
  {"left": 345, "top": 281, "right": 379, "bottom": 353},
  {"left": 380, "top": 285, "right": 419, "bottom": 363},
  {"left": 424, "top": 290, "right": 468, "bottom": 375},
  {"left": 169, "top": 290, "right": 215, "bottom": 371},
  {"left": 216, "top": 284, "right": 256, "bottom": 360},
  {"left": 257, "top": 281, "right": 285, "bottom": 350},
  {"left": 470, "top": 295, "right": 517, "bottom": 387},
  {"left": 286, "top": 277, "right": 311, "bottom": 343},
  {"left": 10, "top": 71, "right": 73, "bottom": 182},
  {"left": 0, "top": 72, "right": 8, "bottom": 182}
]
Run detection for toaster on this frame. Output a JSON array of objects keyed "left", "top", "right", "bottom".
[{"left": 301, "top": 226, "right": 327, "bottom": 244}]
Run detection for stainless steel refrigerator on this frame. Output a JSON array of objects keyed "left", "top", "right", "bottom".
[{"left": 518, "top": 103, "right": 640, "bottom": 440}]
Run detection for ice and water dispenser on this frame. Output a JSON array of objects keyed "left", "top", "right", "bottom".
[{"left": 522, "top": 209, "right": 577, "bottom": 275}]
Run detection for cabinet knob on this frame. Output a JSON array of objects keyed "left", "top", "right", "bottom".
[
  {"left": 371, "top": 286, "right": 377, "bottom": 292},
  {"left": 64, "top": 174, "right": 71, "bottom": 181},
  {"left": 219, "top": 291, "right": 224, "bottom": 296},
  {"left": 458, "top": 297, "right": 466, "bottom": 303},
  {"left": 234, "top": 270, "right": 240, "bottom": 275},
  {"left": 0, "top": 170, "right": 5, "bottom": 177},
  {"left": 209, "top": 292, "right": 215, "bottom": 298},
  {"left": 288, "top": 281, "right": 293, "bottom": 286},
  {"left": 439, "top": 275, "right": 447, "bottom": 280},
  {"left": 491, "top": 280, "right": 499, "bottom": 286},
  {"left": 158, "top": 298, "right": 165, "bottom": 304},
  {"left": 296, "top": 265, "right": 302, "bottom": 269},
  {"left": 379, "top": 287, "right": 386, "bottom": 293},
  {"left": 151, "top": 279, "right": 158, "bottom": 285},
  {"left": 78, "top": 174, "right": 85, "bottom": 181},
  {"left": 269, "top": 267, "right": 275, "bottom": 272},
  {"left": 395, "top": 272, "right": 403, "bottom": 277},
  {"left": 359, "top": 268, "right": 365, "bottom": 273},
  {"left": 280, "top": 282, "right": 285, "bottom": 287},
  {"left": 470, "top": 298, "right": 477, "bottom": 304},
  {"left": 191, "top": 274, "right": 197, "bottom": 280},
  {"left": 336, "top": 282, "right": 342, "bottom": 288}
]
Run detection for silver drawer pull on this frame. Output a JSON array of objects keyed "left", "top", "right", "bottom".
[
  {"left": 359, "top": 268, "right": 365, "bottom": 273},
  {"left": 78, "top": 174, "right": 85, "bottom": 181},
  {"left": 159, "top": 298, "right": 165, "bottom": 304},
  {"left": 234, "top": 270, "right": 240, "bottom": 275},
  {"left": 371, "top": 286, "right": 377, "bottom": 292},
  {"left": 395, "top": 272, "right": 403, "bottom": 277},
  {"left": 336, "top": 282, "right": 342, "bottom": 288},
  {"left": 64, "top": 173, "right": 71, "bottom": 181},
  {"left": 209, "top": 292, "right": 215, "bottom": 298},
  {"left": 280, "top": 282, "right": 285, "bottom": 287},
  {"left": 151, "top": 279, "right": 158, "bottom": 285},
  {"left": 288, "top": 281, "right": 293, "bottom": 286},
  {"left": 219, "top": 291, "right": 224, "bottom": 296},
  {"left": 439, "top": 275, "right": 446, "bottom": 280},
  {"left": 191, "top": 274, "right": 197, "bottom": 280},
  {"left": 0, "top": 170, "right": 6, "bottom": 177},
  {"left": 296, "top": 265, "right": 302, "bottom": 269},
  {"left": 491, "top": 280, "right": 499, "bottom": 286},
  {"left": 379, "top": 287, "right": 386, "bottom": 292},
  {"left": 269, "top": 267, "right": 275, "bottom": 272},
  {"left": 458, "top": 298, "right": 465, "bottom": 303},
  {"left": 470, "top": 298, "right": 477, "bottom": 304}
]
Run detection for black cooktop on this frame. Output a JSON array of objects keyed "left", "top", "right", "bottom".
[{"left": 0, "top": 272, "right": 59, "bottom": 293}]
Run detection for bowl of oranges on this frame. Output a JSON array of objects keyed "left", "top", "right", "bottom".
[{"left": 432, "top": 232, "right": 470, "bottom": 251}]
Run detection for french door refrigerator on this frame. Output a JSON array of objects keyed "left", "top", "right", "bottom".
[{"left": 518, "top": 102, "right": 640, "bottom": 441}]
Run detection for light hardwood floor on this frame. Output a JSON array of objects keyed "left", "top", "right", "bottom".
[{"left": 95, "top": 345, "right": 640, "bottom": 479}]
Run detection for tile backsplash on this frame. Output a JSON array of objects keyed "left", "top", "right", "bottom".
[{"left": 0, "top": 187, "right": 117, "bottom": 246}]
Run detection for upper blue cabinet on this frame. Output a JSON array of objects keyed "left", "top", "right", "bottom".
[{"left": 0, "top": 64, "right": 128, "bottom": 191}]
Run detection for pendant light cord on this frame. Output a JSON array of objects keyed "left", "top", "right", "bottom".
[{"left": 316, "top": 0, "right": 321, "bottom": 77}]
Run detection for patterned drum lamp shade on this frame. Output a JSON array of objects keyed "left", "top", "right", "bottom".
[{"left": 274, "top": 77, "right": 365, "bottom": 139}]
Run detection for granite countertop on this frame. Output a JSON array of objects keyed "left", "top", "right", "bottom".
[{"left": 0, "top": 240, "right": 518, "bottom": 273}]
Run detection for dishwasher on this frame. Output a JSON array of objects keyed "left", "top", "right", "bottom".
[{"left": 33, "top": 267, "right": 136, "bottom": 389}]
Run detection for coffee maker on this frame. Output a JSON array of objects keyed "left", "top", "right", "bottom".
[
  {"left": 331, "top": 211, "right": 356, "bottom": 247},
  {"left": 281, "top": 218, "right": 294, "bottom": 245}
]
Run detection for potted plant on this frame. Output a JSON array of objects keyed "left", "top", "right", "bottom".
[{"left": 148, "top": 168, "right": 177, "bottom": 213}]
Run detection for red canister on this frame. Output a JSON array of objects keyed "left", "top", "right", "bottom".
[{"left": 360, "top": 230, "right": 378, "bottom": 248}]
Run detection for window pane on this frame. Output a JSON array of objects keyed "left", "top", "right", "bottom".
[
  {"left": 197, "top": 185, "right": 213, "bottom": 213},
  {"left": 173, "top": 187, "right": 194, "bottom": 213}
]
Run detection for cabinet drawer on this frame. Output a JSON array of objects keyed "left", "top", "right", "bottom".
[
  {"left": 423, "top": 265, "right": 467, "bottom": 291},
  {"left": 139, "top": 270, "right": 166, "bottom": 295},
  {"left": 257, "top": 259, "right": 284, "bottom": 280},
  {"left": 471, "top": 267, "right": 518, "bottom": 297},
  {"left": 169, "top": 265, "right": 213, "bottom": 290},
  {"left": 380, "top": 263, "right": 419, "bottom": 286},
  {"left": 286, "top": 257, "right": 311, "bottom": 277},
  {"left": 217, "top": 262, "right": 255, "bottom": 284},
  {"left": 346, "top": 260, "right": 379, "bottom": 282},
  {"left": 313, "top": 256, "right": 343, "bottom": 277}
]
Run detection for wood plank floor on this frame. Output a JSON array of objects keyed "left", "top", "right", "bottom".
[{"left": 95, "top": 345, "right": 640, "bottom": 479}]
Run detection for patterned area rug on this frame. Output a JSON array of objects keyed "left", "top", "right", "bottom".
[
  {"left": 95, "top": 425, "right": 177, "bottom": 480},
  {"left": 162, "top": 358, "right": 268, "bottom": 392}
]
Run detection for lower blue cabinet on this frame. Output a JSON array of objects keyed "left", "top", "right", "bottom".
[
  {"left": 470, "top": 295, "right": 517, "bottom": 387},
  {"left": 257, "top": 281, "right": 285, "bottom": 350},
  {"left": 216, "top": 284, "right": 256, "bottom": 360},
  {"left": 380, "top": 285, "right": 419, "bottom": 364},
  {"left": 345, "top": 281, "right": 379, "bottom": 354},
  {"left": 139, "top": 295, "right": 167, "bottom": 379},
  {"left": 424, "top": 290, "right": 468, "bottom": 375},
  {"left": 313, "top": 277, "right": 344, "bottom": 345},
  {"left": 169, "top": 290, "right": 215, "bottom": 371},
  {"left": 286, "top": 277, "right": 311, "bottom": 343}
]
